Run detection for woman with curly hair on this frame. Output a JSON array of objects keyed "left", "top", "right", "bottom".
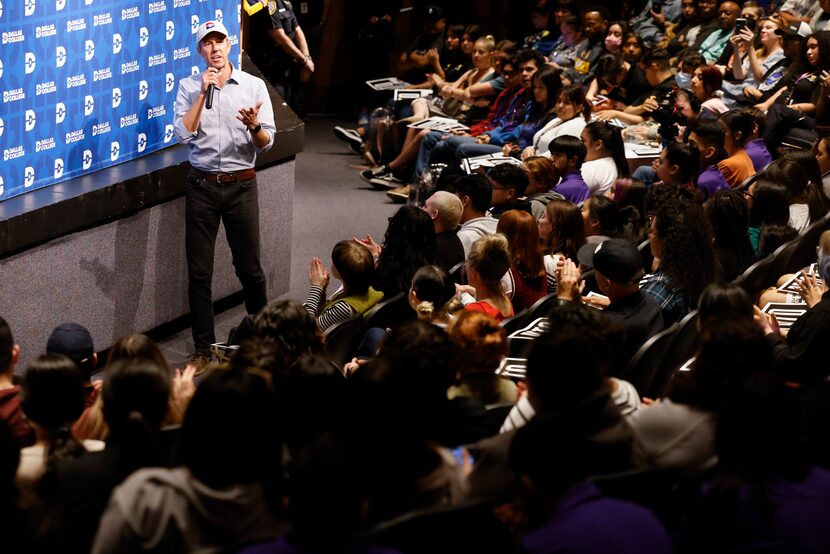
[
  {"left": 641, "top": 188, "right": 717, "bottom": 325},
  {"left": 538, "top": 199, "right": 586, "bottom": 293},
  {"left": 497, "top": 210, "right": 548, "bottom": 312},
  {"left": 355, "top": 205, "right": 437, "bottom": 297}
]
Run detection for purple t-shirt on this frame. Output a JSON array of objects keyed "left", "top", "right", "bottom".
[
  {"left": 744, "top": 138, "right": 772, "bottom": 173},
  {"left": 522, "top": 481, "right": 672, "bottom": 554},
  {"left": 555, "top": 171, "right": 590, "bottom": 204},
  {"left": 697, "top": 165, "right": 730, "bottom": 199}
]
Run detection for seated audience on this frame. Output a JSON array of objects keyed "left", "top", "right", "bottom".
[
  {"left": 577, "top": 239, "right": 664, "bottom": 360},
  {"left": 717, "top": 109, "right": 757, "bottom": 188},
  {"left": 0, "top": 317, "right": 33, "bottom": 447},
  {"left": 408, "top": 265, "right": 457, "bottom": 326},
  {"left": 43, "top": 357, "right": 171, "bottom": 553},
  {"left": 463, "top": 234, "right": 514, "bottom": 321},
  {"left": 762, "top": 156, "right": 828, "bottom": 233},
  {"left": 356, "top": 205, "right": 437, "bottom": 297},
  {"left": 511, "top": 417, "right": 672, "bottom": 554},
  {"left": 679, "top": 372, "right": 830, "bottom": 552},
  {"left": 629, "top": 318, "right": 772, "bottom": 473},
  {"left": 538, "top": 198, "right": 587, "bottom": 292},
  {"left": 641, "top": 188, "right": 717, "bottom": 325},
  {"left": 305, "top": 240, "right": 384, "bottom": 332},
  {"left": 724, "top": 16, "right": 786, "bottom": 108},
  {"left": 423, "top": 190, "right": 465, "bottom": 272},
  {"left": 704, "top": 190, "right": 756, "bottom": 282},
  {"left": 580, "top": 121, "right": 629, "bottom": 196},
  {"left": 448, "top": 311, "right": 516, "bottom": 405},
  {"left": 487, "top": 164, "right": 532, "bottom": 217},
  {"left": 522, "top": 84, "right": 592, "bottom": 158},
  {"left": 523, "top": 156, "right": 565, "bottom": 220},
  {"left": 759, "top": 254, "right": 830, "bottom": 386},
  {"left": 690, "top": 64, "right": 729, "bottom": 119},
  {"left": 467, "top": 302, "right": 646, "bottom": 503},
  {"left": 582, "top": 195, "right": 632, "bottom": 243},
  {"left": 92, "top": 368, "right": 283, "bottom": 552},
  {"left": 687, "top": 121, "right": 730, "bottom": 199},
  {"left": 497, "top": 210, "right": 548, "bottom": 311},
  {"left": 16, "top": 354, "right": 102, "bottom": 514},
  {"left": 548, "top": 135, "right": 590, "bottom": 204},
  {"left": 739, "top": 106, "right": 773, "bottom": 172},
  {"left": 454, "top": 174, "right": 498, "bottom": 257},
  {"left": 745, "top": 179, "right": 794, "bottom": 256}
]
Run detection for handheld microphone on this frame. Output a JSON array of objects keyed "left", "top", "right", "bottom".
[{"left": 205, "top": 84, "right": 215, "bottom": 110}]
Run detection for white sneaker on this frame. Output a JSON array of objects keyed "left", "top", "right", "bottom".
[
  {"left": 333, "top": 126, "right": 363, "bottom": 153},
  {"left": 370, "top": 173, "right": 404, "bottom": 190},
  {"left": 359, "top": 165, "right": 389, "bottom": 184}
]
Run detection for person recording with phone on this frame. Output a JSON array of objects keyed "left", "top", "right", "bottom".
[{"left": 173, "top": 20, "right": 277, "bottom": 368}]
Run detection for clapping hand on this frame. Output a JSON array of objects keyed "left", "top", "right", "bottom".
[
  {"left": 353, "top": 234, "right": 382, "bottom": 258},
  {"left": 796, "top": 269, "right": 827, "bottom": 308},
  {"left": 308, "top": 257, "right": 331, "bottom": 289}
]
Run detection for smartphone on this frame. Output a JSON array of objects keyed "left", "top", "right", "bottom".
[
  {"left": 652, "top": 0, "right": 662, "bottom": 14},
  {"left": 735, "top": 18, "right": 747, "bottom": 32}
]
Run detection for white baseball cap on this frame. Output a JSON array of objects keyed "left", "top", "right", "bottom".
[{"left": 196, "top": 20, "right": 229, "bottom": 44}]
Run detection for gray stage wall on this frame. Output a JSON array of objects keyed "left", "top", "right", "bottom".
[{"left": 0, "top": 53, "right": 303, "bottom": 369}]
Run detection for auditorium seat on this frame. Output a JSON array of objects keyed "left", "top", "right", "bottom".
[
  {"left": 324, "top": 313, "right": 365, "bottom": 367},
  {"left": 621, "top": 323, "right": 679, "bottom": 397},
  {"left": 648, "top": 310, "right": 699, "bottom": 399},
  {"left": 362, "top": 292, "right": 414, "bottom": 332}
]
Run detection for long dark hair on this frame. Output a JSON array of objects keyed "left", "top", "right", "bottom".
[
  {"left": 20, "top": 354, "right": 86, "bottom": 471},
  {"left": 587, "top": 195, "right": 627, "bottom": 239},
  {"left": 704, "top": 190, "right": 756, "bottom": 273},
  {"left": 654, "top": 192, "right": 717, "bottom": 304},
  {"left": 528, "top": 67, "right": 563, "bottom": 123},
  {"left": 747, "top": 179, "right": 791, "bottom": 228},
  {"left": 544, "top": 199, "right": 586, "bottom": 259},
  {"left": 583, "top": 121, "right": 629, "bottom": 177},
  {"left": 102, "top": 358, "right": 170, "bottom": 468},
  {"left": 379, "top": 206, "right": 438, "bottom": 294},
  {"left": 763, "top": 156, "right": 828, "bottom": 221},
  {"left": 558, "top": 84, "right": 592, "bottom": 122}
]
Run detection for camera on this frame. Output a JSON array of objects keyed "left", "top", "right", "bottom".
[
  {"left": 652, "top": 0, "right": 663, "bottom": 14},
  {"left": 650, "top": 88, "right": 685, "bottom": 142}
]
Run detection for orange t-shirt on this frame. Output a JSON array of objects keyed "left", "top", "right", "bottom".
[{"left": 717, "top": 149, "right": 755, "bottom": 188}]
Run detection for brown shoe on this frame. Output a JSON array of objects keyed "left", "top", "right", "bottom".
[{"left": 185, "top": 352, "right": 211, "bottom": 377}]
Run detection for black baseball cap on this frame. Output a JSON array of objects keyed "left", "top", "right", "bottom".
[
  {"left": 46, "top": 322, "right": 94, "bottom": 366},
  {"left": 577, "top": 239, "right": 644, "bottom": 284},
  {"left": 424, "top": 5, "right": 446, "bottom": 22}
]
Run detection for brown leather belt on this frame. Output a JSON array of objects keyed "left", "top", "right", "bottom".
[{"left": 191, "top": 167, "right": 256, "bottom": 183}]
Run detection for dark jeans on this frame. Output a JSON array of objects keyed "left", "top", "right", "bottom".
[{"left": 185, "top": 171, "right": 267, "bottom": 354}]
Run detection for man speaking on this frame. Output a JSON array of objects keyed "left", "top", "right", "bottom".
[{"left": 173, "top": 20, "right": 276, "bottom": 365}]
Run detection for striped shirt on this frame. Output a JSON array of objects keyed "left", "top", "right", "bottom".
[{"left": 303, "top": 286, "right": 356, "bottom": 332}]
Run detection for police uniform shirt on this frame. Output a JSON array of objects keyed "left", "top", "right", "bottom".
[{"left": 249, "top": 0, "right": 299, "bottom": 61}]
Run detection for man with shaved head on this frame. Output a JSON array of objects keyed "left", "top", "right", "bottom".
[{"left": 423, "top": 191, "right": 465, "bottom": 271}]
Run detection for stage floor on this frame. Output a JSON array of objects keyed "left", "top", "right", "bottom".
[{"left": 157, "top": 116, "right": 399, "bottom": 366}]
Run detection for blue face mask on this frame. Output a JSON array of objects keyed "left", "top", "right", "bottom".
[{"left": 675, "top": 71, "right": 692, "bottom": 89}]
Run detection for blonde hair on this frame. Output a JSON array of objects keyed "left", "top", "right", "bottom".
[
  {"left": 428, "top": 190, "right": 463, "bottom": 229},
  {"left": 476, "top": 35, "right": 496, "bottom": 52},
  {"left": 468, "top": 233, "right": 511, "bottom": 285}
]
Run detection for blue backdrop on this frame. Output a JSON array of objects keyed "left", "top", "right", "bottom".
[{"left": 0, "top": 0, "right": 241, "bottom": 200}]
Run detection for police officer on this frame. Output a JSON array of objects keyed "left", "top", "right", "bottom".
[{"left": 248, "top": 0, "right": 314, "bottom": 116}]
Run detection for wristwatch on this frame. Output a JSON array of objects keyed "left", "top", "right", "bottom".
[{"left": 249, "top": 124, "right": 262, "bottom": 134}]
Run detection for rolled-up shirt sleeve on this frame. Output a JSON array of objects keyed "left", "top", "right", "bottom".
[
  {"left": 173, "top": 77, "right": 199, "bottom": 144},
  {"left": 253, "top": 78, "right": 276, "bottom": 154}
]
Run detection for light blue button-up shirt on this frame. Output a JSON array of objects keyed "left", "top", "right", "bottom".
[{"left": 174, "top": 65, "right": 276, "bottom": 173}]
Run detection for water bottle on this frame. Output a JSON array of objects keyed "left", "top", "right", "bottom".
[{"left": 409, "top": 170, "right": 432, "bottom": 207}]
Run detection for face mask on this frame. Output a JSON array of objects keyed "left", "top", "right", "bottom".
[
  {"left": 675, "top": 71, "right": 692, "bottom": 88},
  {"left": 605, "top": 35, "right": 622, "bottom": 50}
]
